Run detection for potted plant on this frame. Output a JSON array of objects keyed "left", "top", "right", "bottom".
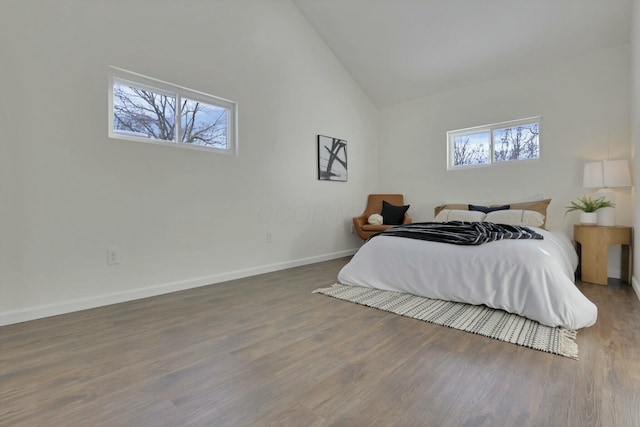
[{"left": 565, "top": 196, "right": 615, "bottom": 225}]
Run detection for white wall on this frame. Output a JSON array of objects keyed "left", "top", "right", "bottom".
[
  {"left": 379, "top": 46, "right": 631, "bottom": 231},
  {"left": 378, "top": 45, "right": 632, "bottom": 275},
  {"left": 0, "top": 0, "right": 378, "bottom": 325},
  {"left": 632, "top": 0, "right": 640, "bottom": 299}
]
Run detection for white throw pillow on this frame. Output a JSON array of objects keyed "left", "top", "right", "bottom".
[
  {"left": 485, "top": 209, "right": 545, "bottom": 227},
  {"left": 368, "top": 213, "right": 383, "bottom": 225},
  {"left": 434, "top": 209, "right": 486, "bottom": 223}
]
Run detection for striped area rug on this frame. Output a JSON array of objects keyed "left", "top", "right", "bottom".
[{"left": 313, "top": 283, "right": 578, "bottom": 359}]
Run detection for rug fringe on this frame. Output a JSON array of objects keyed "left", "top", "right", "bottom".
[
  {"left": 311, "top": 284, "right": 340, "bottom": 294},
  {"left": 558, "top": 329, "right": 579, "bottom": 360}
]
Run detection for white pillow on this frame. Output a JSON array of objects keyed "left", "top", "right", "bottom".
[
  {"left": 368, "top": 213, "right": 383, "bottom": 225},
  {"left": 485, "top": 209, "right": 544, "bottom": 227},
  {"left": 434, "top": 209, "right": 486, "bottom": 223}
]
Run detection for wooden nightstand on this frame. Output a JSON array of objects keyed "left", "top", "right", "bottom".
[{"left": 573, "top": 225, "right": 633, "bottom": 285}]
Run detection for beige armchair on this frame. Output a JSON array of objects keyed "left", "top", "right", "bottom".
[{"left": 353, "top": 194, "right": 411, "bottom": 240}]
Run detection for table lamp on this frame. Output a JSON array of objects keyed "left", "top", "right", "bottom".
[{"left": 583, "top": 159, "right": 632, "bottom": 226}]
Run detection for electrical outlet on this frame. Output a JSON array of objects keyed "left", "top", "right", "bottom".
[
  {"left": 107, "top": 248, "right": 119, "bottom": 265},
  {"left": 266, "top": 232, "right": 273, "bottom": 244}
]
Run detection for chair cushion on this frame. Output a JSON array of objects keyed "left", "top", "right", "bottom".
[
  {"left": 381, "top": 200, "right": 410, "bottom": 225},
  {"left": 362, "top": 224, "right": 394, "bottom": 231}
]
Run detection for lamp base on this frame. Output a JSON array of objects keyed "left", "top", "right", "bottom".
[
  {"left": 596, "top": 206, "right": 615, "bottom": 226},
  {"left": 594, "top": 189, "right": 616, "bottom": 226}
]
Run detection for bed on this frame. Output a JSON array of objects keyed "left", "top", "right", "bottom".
[{"left": 337, "top": 201, "right": 598, "bottom": 330}]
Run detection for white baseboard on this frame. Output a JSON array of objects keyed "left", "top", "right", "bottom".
[
  {"left": 0, "top": 248, "right": 358, "bottom": 327},
  {"left": 608, "top": 267, "right": 622, "bottom": 279},
  {"left": 632, "top": 276, "right": 640, "bottom": 302}
]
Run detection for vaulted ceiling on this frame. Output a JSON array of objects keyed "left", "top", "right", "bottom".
[{"left": 291, "top": 0, "right": 633, "bottom": 107}]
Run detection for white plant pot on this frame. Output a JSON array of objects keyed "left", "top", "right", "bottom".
[{"left": 579, "top": 212, "right": 598, "bottom": 225}]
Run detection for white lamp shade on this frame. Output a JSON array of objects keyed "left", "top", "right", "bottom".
[
  {"left": 583, "top": 159, "right": 632, "bottom": 188},
  {"left": 602, "top": 160, "right": 631, "bottom": 187}
]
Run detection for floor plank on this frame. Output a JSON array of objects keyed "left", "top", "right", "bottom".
[{"left": 1, "top": 258, "right": 639, "bottom": 426}]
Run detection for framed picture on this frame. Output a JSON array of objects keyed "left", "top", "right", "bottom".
[{"left": 317, "top": 135, "right": 347, "bottom": 182}]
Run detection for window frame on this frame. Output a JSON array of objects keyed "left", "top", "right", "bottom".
[
  {"left": 446, "top": 116, "right": 541, "bottom": 170},
  {"left": 108, "top": 66, "right": 238, "bottom": 154}
]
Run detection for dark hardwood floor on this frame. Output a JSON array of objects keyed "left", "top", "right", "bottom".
[{"left": 1, "top": 257, "right": 639, "bottom": 426}]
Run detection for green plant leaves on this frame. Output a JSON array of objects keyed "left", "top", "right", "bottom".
[{"left": 565, "top": 195, "right": 615, "bottom": 214}]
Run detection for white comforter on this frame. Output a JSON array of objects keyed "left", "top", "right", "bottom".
[{"left": 338, "top": 228, "right": 597, "bottom": 329}]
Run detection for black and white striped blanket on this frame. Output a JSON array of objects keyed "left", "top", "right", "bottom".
[{"left": 370, "top": 221, "right": 543, "bottom": 246}]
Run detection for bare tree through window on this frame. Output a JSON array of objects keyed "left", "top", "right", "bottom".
[
  {"left": 113, "top": 80, "right": 229, "bottom": 149},
  {"left": 448, "top": 118, "right": 540, "bottom": 169},
  {"left": 113, "top": 84, "right": 176, "bottom": 141},
  {"left": 180, "top": 98, "right": 227, "bottom": 148},
  {"left": 493, "top": 124, "right": 539, "bottom": 162},
  {"left": 453, "top": 132, "right": 490, "bottom": 166}
]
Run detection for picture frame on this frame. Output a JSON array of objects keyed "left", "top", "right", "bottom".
[{"left": 317, "top": 135, "right": 347, "bottom": 182}]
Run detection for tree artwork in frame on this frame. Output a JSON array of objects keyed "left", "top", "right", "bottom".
[{"left": 317, "top": 135, "right": 347, "bottom": 181}]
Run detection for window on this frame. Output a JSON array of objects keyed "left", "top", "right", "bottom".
[
  {"left": 108, "top": 66, "right": 237, "bottom": 153},
  {"left": 447, "top": 117, "right": 541, "bottom": 170}
]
